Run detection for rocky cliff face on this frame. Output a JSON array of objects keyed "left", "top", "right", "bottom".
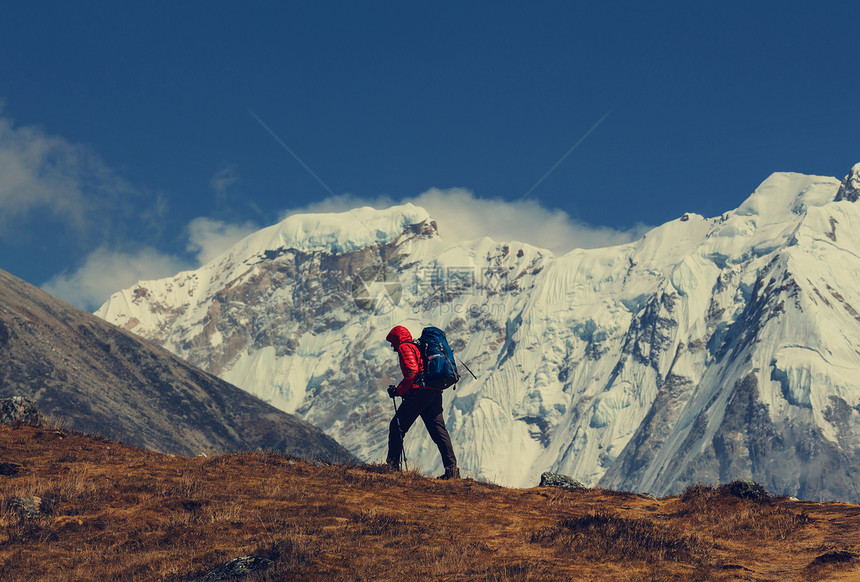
[
  {"left": 835, "top": 163, "right": 860, "bottom": 202},
  {"left": 97, "top": 169, "right": 860, "bottom": 501},
  {"left": 0, "top": 268, "right": 355, "bottom": 463}
]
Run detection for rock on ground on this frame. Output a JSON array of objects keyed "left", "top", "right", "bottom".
[{"left": 0, "top": 397, "right": 44, "bottom": 426}]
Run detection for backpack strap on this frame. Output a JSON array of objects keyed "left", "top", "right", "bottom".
[{"left": 408, "top": 339, "right": 428, "bottom": 388}]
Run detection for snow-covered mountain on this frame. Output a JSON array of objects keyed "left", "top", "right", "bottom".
[{"left": 96, "top": 164, "right": 860, "bottom": 501}]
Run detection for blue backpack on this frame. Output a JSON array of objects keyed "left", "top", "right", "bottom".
[{"left": 416, "top": 327, "right": 460, "bottom": 390}]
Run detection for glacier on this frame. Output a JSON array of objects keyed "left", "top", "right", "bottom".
[{"left": 96, "top": 166, "right": 860, "bottom": 501}]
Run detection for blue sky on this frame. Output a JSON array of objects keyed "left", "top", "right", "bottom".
[{"left": 1, "top": 1, "right": 858, "bottom": 310}]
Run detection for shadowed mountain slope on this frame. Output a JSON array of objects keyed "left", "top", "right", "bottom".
[{"left": 0, "top": 268, "right": 355, "bottom": 463}]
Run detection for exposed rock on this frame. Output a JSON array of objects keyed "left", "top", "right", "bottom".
[
  {"left": 193, "top": 556, "right": 274, "bottom": 581},
  {"left": 0, "top": 397, "right": 44, "bottom": 426},
  {"left": 835, "top": 163, "right": 860, "bottom": 202},
  {"left": 0, "top": 462, "right": 23, "bottom": 476},
  {"left": 539, "top": 472, "right": 585, "bottom": 490},
  {"left": 10, "top": 496, "right": 53, "bottom": 519},
  {"left": 600, "top": 373, "right": 695, "bottom": 490},
  {"left": 804, "top": 549, "right": 859, "bottom": 578},
  {"left": 717, "top": 480, "right": 771, "bottom": 502},
  {"left": 810, "top": 550, "right": 857, "bottom": 566}
]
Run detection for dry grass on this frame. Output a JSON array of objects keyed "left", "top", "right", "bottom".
[
  {"left": 530, "top": 511, "right": 711, "bottom": 564},
  {"left": 672, "top": 483, "right": 811, "bottom": 541},
  {"left": 1, "top": 425, "right": 859, "bottom": 581}
]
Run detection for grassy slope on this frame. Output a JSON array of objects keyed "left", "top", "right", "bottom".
[{"left": 1, "top": 424, "right": 859, "bottom": 582}]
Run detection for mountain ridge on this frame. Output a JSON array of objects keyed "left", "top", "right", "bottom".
[
  {"left": 96, "top": 166, "right": 860, "bottom": 501},
  {"left": 0, "top": 267, "right": 355, "bottom": 463}
]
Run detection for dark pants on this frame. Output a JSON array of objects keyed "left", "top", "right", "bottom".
[{"left": 387, "top": 389, "right": 457, "bottom": 470}]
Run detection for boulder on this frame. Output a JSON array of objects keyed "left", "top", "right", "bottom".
[
  {"left": 193, "top": 556, "right": 274, "bottom": 581},
  {"left": 717, "top": 480, "right": 771, "bottom": 502},
  {"left": 0, "top": 397, "right": 45, "bottom": 426},
  {"left": 539, "top": 472, "right": 585, "bottom": 490},
  {"left": 10, "top": 496, "right": 53, "bottom": 519}
]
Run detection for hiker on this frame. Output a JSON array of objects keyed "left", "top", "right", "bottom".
[{"left": 385, "top": 325, "right": 459, "bottom": 479}]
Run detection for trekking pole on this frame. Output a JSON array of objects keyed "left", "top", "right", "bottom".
[
  {"left": 456, "top": 357, "right": 478, "bottom": 381},
  {"left": 389, "top": 387, "right": 408, "bottom": 471}
]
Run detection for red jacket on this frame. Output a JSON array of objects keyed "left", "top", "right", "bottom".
[{"left": 386, "top": 326, "right": 425, "bottom": 396}]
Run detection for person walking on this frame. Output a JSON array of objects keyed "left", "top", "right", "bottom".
[{"left": 385, "top": 325, "right": 459, "bottom": 479}]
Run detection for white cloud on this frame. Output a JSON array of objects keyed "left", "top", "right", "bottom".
[
  {"left": 0, "top": 114, "right": 135, "bottom": 236},
  {"left": 0, "top": 114, "right": 256, "bottom": 311},
  {"left": 410, "top": 188, "right": 650, "bottom": 253},
  {"left": 186, "top": 217, "right": 259, "bottom": 264},
  {"left": 210, "top": 163, "right": 239, "bottom": 206},
  {"left": 42, "top": 217, "right": 260, "bottom": 311},
  {"left": 0, "top": 112, "right": 179, "bottom": 311},
  {"left": 12, "top": 109, "right": 645, "bottom": 313},
  {"left": 42, "top": 246, "right": 192, "bottom": 312}
]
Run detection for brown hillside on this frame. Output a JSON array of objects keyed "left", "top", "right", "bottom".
[
  {"left": 0, "top": 267, "right": 354, "bottom": 463},
  {"left": 1, "top": 424, "right": 859, "bottom": 582}
]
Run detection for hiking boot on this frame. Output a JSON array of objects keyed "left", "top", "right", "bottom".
[
  {"left": 439, "top": 466, "right": 460, "bottom": 480},
  {"left": 385, "top": 460, "right": 401, "bottom": 472}
]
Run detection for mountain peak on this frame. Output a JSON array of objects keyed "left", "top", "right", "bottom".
[
  {"left": 734, "top": 172, "right": 840, "bottom": 220},
  {"left": 278, "top": 203, "right": 433, "bottom": 247},
  {"left": 227, "top": 203, "right": 435, "bottom": 262},
  {"left": 96, "top": 167, "right": 860, "bottom": 501},
  {"left": 835, "top": 162, "right": 860, "bottom": 202}
]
